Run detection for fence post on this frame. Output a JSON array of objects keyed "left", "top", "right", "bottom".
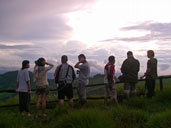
[{"left": 159, "top": 78, "right": 163, "bottom": 91}]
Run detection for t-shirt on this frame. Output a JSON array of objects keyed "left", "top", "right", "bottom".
[
  {"left": 146, "top": 58, "right": 158, "bottom": 80},
  {"left": 35, "top": 66, "right": 52, "bottom": 86},
  {"left": 57, "top": 63, "right": 75, "bottom": 84},
  {"left": 17, "top": 69, "right": 30, "bottom": 92},
  {"left": 78, "top": 62, "right": 90, "bottom": 84},
  {"left": 104, "top": 63, "right": 115, "bottom": 84}
]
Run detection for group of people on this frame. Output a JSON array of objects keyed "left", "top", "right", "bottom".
[{"left": 15, "top": 50, "right": 157, "bottom": 117}]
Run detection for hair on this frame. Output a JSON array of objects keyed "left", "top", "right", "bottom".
[
  {"left": 147, "top": 50, "right": 155, "bottom": 57},
  {"left": 78, "top": 54, "right": 86, "bottom": 59},
  {"left": 35, "top": 57, "right": 45, "bottom": 66},
  {"left": 127, "top": 51, "right": 133, "bottom": 56},
  {"left": 61, "top": 55, "right": 68, "bottom": 63},
  {"left": 22, "top": 60, "right": 29, "bottom": 70},
  {"left": 108, "top": 56, "right": 115, "bottom": 63}
]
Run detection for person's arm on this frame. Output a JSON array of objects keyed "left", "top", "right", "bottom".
[
  {"left": 45, "top": 62, "right": 54, "bottom": 71},
  {"left": 140, "top": 60, "right": 151, "bottom": 79},
  {"left": 74, "top": 61, "right": 81, "bottom": 68},
  {"left": 75, "top": 58, "right": 85, "bottom": 68},
  {"left": 26, "top": 81, "right": 31, "bottom": 93},
  {"left": 33, "top": 65, "right": 38, "bottom": 82},
  {"left": 121, "top": 60, "right": 128, "bottom": 74},
  {"left": 54, "top": 67, "right": 58, "bottom": 78},
  {"left": 15, "top": 82, "right": 19, "bottom": 92},
  {"left": 15, "top": 71, "right": 19, "bottom": 92},
  {"left": 25, "top": 70, "right": 31, "bottom": 93}
]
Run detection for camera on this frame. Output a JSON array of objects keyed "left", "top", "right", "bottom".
[{"left": 76, "top": 70, "right": 80, "bottom": 74}]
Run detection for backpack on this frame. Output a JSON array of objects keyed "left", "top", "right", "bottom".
[{"left": 54, "top": 64, "right": 76, "bottom": 84}]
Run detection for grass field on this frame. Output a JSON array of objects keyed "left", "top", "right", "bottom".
[{"left": 0, "top": 78, "right": 171, "bottom": 128}]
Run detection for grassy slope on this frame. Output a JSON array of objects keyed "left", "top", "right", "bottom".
[{"left": 0, "top": 83, "right": 171, "bottom": 128}]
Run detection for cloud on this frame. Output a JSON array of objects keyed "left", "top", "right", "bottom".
[
  {"left": 0, "top": 44, "right": 32, "bottom": 49},
  {"left": 159, "top": 64, "right": 170, "bottom": 71},
  {"left": 119, "top": 22, "right": 171, "bottom": 42},
  {"left": 102, "top": 22, "right": 171, "bottom": 42},
  {"left": 0, "top": 0, "right": 96, "bottom": 41},
  {"left": 88, "top": 60, "right": 103, "bottom": 73}
]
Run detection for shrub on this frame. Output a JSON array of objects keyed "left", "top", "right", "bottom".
[
  {"left": 154, "top": 88, "right": 171, "bottom": 103},
  {"left": 147, "top": 110, "right": 171, "bottom": 128},
  {"left": 111, "top": 106, "right": 149, "bottom": 128},
  {"left": 0, "top": 113, "right": 29, "bottom": 128},
  {"left": 52, "top": 108, "right": 114, "bottom": 128},
  {"left": 122, "top": 97, "right": 148, "bottom": 110}
]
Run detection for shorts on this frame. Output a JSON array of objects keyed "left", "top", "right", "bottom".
[
  {"left": 104, "top": 83, "right": 117, "bottom": 99},
  {"left": 58, "top": 83, "right": 73, "bottom": 100},
  {"left": 77, "top": 81, "right": 87, "bottom": 105},
  {"left": 36, "top": 85, "right": 49, "bottom": 95},
  {"left": 124, "top": 82, "right": 136, "bottom": 94}
]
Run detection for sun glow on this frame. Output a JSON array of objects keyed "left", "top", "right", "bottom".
[{"left": 67, "top": 0, "right": 171, "bottom": 50}]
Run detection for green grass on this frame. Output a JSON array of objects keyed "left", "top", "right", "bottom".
[
  {"left": 0, "top": 86, "right": 171, "bottom": 128},
  {"left": 0, "top": 77, "right": 171, "bottom": 128}
]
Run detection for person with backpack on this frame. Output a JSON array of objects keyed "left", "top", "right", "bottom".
[
  {"left": 33, "top": 58, "right": 54, "bottom": 118},
  {"left": 74, "top": 54, "right": 90, "bottom": 108},
  {"left": 104, "top": 56, "right": 118, "bottom": 107},
  {"left": 55, "top": 55, "right": 76, "bottom": 109},
  {"left": 121, "top": 51, "right": 140, "bottom": 99},
  {"left": 15, "top": 60, "right": 31, "bottom": 116}
]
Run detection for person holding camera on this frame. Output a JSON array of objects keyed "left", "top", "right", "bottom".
[
  {"left": 55, "top": 55, "right": 76, "bottom": 109},
  {"left": 74, "top": 54, "right": 90, "bottom": 108},
  {"left": 33, "top": 58, "right": 54, "bottom": 118}
]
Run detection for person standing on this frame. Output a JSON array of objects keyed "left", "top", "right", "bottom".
[
  {"left": 55, "top": 55, "right": 76, "bottom": 109},
  {"left": 104, "top": 56, "right": 118, "bottom": 107},
  {"left": 33, "top": 58, "right": 54, "bottom": 117},
  {"left": 141, "top": 50, "right": 157, "bottom": 98},
  {"left": 16, "top": 60, "right": 31, "bottom": 116},
  {"left": 74, "top": 54, "right": 90, "bottom": 108},
  {"left": 121, "top": 51, "right": 140, "bottom": 99}
]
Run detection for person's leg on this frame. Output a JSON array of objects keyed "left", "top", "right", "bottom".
[
  {"left": 151, "top": 80, "right": 156, "bottom": 97},
  {"left": 59, "top": 99, "right": 65, "bottom": 106},
  {"left": 78, "top": 82, "right": 87, "bottom": 108},
  {"left": 19, "top": 92, "right": 24, "bottom": 115},
  {"left": 130, "top": 83, "right": 136, "bottom": 97},
  {"left": 66, "top": 84, "right": 74, "bottom": 110},
  {"left": 58, "top": 84, "right": 65, "bottom": 106},
  {"left": 35, "top": 94, "right": 42, "bottom": 117},
  {"left": 111, "top": 83, "right": 118, "bottom": 104},
  {"left": 22, "top": 92, "right": 30, "bottom": 113},
  {"left": 146, "top": 80, "right": 152, "bottom": 98},
  {"left": 68, "top": 99, "right": 74, "bottom": 110},
  {"left": 42, "top": 94, "right": 47, "bottom": 116},
  {"left": 124, "top": 83, "right": 130, "bottom": 99},
  {"left": 104, "top": 84, "right": 109, "bottom": 107},
  {"left": 25, "top": 92, "right": 31, "bottom": 116}
]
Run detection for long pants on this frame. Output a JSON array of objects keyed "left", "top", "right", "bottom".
[
  {"left": 77, "top": 83, "right": 87, "bottom": 105},
  {"left": 19, "top": 92, "right": 30, "bottom": 112},
  {"left": 145, "top": 79, "right": 155, "bottom": 98}
]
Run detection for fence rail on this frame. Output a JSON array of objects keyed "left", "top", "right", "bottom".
[{"left": 0, "top": 75, "right": 171, "bottom": 108}]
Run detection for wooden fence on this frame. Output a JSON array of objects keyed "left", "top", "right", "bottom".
[{"left": 0, "top": 75, "right": 170, "bottom": 108}]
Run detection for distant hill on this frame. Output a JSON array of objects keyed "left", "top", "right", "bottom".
[{"left": 0, "top": 71, "right": 35, "bottom": 90}]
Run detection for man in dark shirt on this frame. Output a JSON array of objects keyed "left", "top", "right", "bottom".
[
  {"left": 121, "top": 51, "right": 140, "bottom": 99},
  {"left": 141, "top": 50, "right": 157, "bottom": 98}
]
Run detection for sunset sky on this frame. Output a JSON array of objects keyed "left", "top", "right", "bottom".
[{"left": 0, "top": 0, "right": 171, "bottom": 76}]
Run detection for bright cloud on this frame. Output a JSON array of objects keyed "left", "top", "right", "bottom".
[{"left": 0, "top": 0, "right": 170, "bottom": 76}]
